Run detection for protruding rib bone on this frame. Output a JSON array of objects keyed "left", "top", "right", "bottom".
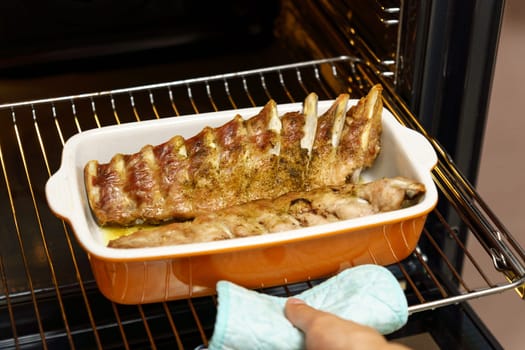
[
  {"left": 334, "top": 84, "right": 383, "bottom": 185},
  {"left": 359, "top": 84, "right": 383, "bottom": 169},
  {"left": 267, "top": 100, "right": 282, "bottom": 156},
  {"left": 306, "top": 93, "right": 351, "bottom": 188},
  {"left": 301, "top": 92, "right": 318, "bottom": 155},
  {"left": 331, "top": 94, "right": 350, "bottom": 148}
]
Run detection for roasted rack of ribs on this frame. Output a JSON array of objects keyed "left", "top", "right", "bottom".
[{"left": 84, "top": 85, "right": 383, "bottom": 227}]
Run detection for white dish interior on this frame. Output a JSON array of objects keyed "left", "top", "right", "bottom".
[{"left": 46, "top": 99, "right": 438, "bottom": 261}]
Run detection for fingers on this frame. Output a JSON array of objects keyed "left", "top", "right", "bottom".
[
  {"left": 284, "top": 298, "right": 315, "bottom": 331},
  {"left": 284, "top": 298, "right": 410, "bottom": 350},
  {"left": 285, "top": 298, "right": 348, "bottom": 349},
  {"left": 285, "top": 298, "right": 335, "bottom": 332}
]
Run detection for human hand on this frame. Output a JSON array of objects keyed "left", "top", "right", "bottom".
[{"left": 284, "top": 298, "right": 410, "bottom": 350}]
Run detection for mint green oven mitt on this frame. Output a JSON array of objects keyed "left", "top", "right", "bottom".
[{"left": 208, "top": 264, "right": 408, "bottom": 350}]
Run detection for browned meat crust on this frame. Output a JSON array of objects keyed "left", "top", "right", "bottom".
[
  {"left": 108, "top": 177, "right": 425, "bottom": 249},
  {"left": 85, "top": 85, "right": 383, "bottom": 226}
]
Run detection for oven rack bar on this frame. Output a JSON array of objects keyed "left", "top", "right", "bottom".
[
  {"left": 0, "top": 56, "right": 362, "bottom": 111},
  {"left": 0, "top": 56, "right": 524, "bottom": 349}
]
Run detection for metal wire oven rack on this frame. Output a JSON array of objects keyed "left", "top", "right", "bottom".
[{"left": 1, "top": 56, "right": 524, "bottom": 349}]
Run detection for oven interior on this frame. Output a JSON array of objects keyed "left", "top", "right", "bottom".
[{"left": 1, "top": 0, "right": 524, "bottom": 349}]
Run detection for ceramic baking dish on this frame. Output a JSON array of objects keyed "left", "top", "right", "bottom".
[{"left": 46, "top": 98, "right": 438, "bottom": 304}]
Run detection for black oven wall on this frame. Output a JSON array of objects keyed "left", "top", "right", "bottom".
[{"left": 0, "top": 0, "right": 280, "bottom": 70}]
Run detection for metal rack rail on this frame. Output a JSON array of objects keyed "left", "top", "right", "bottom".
[{"left": 0, "top": 56, "right": 524, "bottom": 349}]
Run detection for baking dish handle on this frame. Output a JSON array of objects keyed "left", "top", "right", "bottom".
[{"left": 45, "top": 168, "right": 75, "bottom": 220}]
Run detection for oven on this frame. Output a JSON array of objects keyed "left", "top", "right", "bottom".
[{"left": 1, "top": 0, "right": 524, "bottom": 349}]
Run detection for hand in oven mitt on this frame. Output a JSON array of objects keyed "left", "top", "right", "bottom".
[{"left": 208, "top": 264, "right": 408, "bottom": 350}]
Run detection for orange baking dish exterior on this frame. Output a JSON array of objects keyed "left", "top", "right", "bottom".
[
  {"left": 90, "top": 216, "right": 428, "bottom": 304},
  {"left": 46, "top": 99, "right": 438, "bottom": 304}
]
